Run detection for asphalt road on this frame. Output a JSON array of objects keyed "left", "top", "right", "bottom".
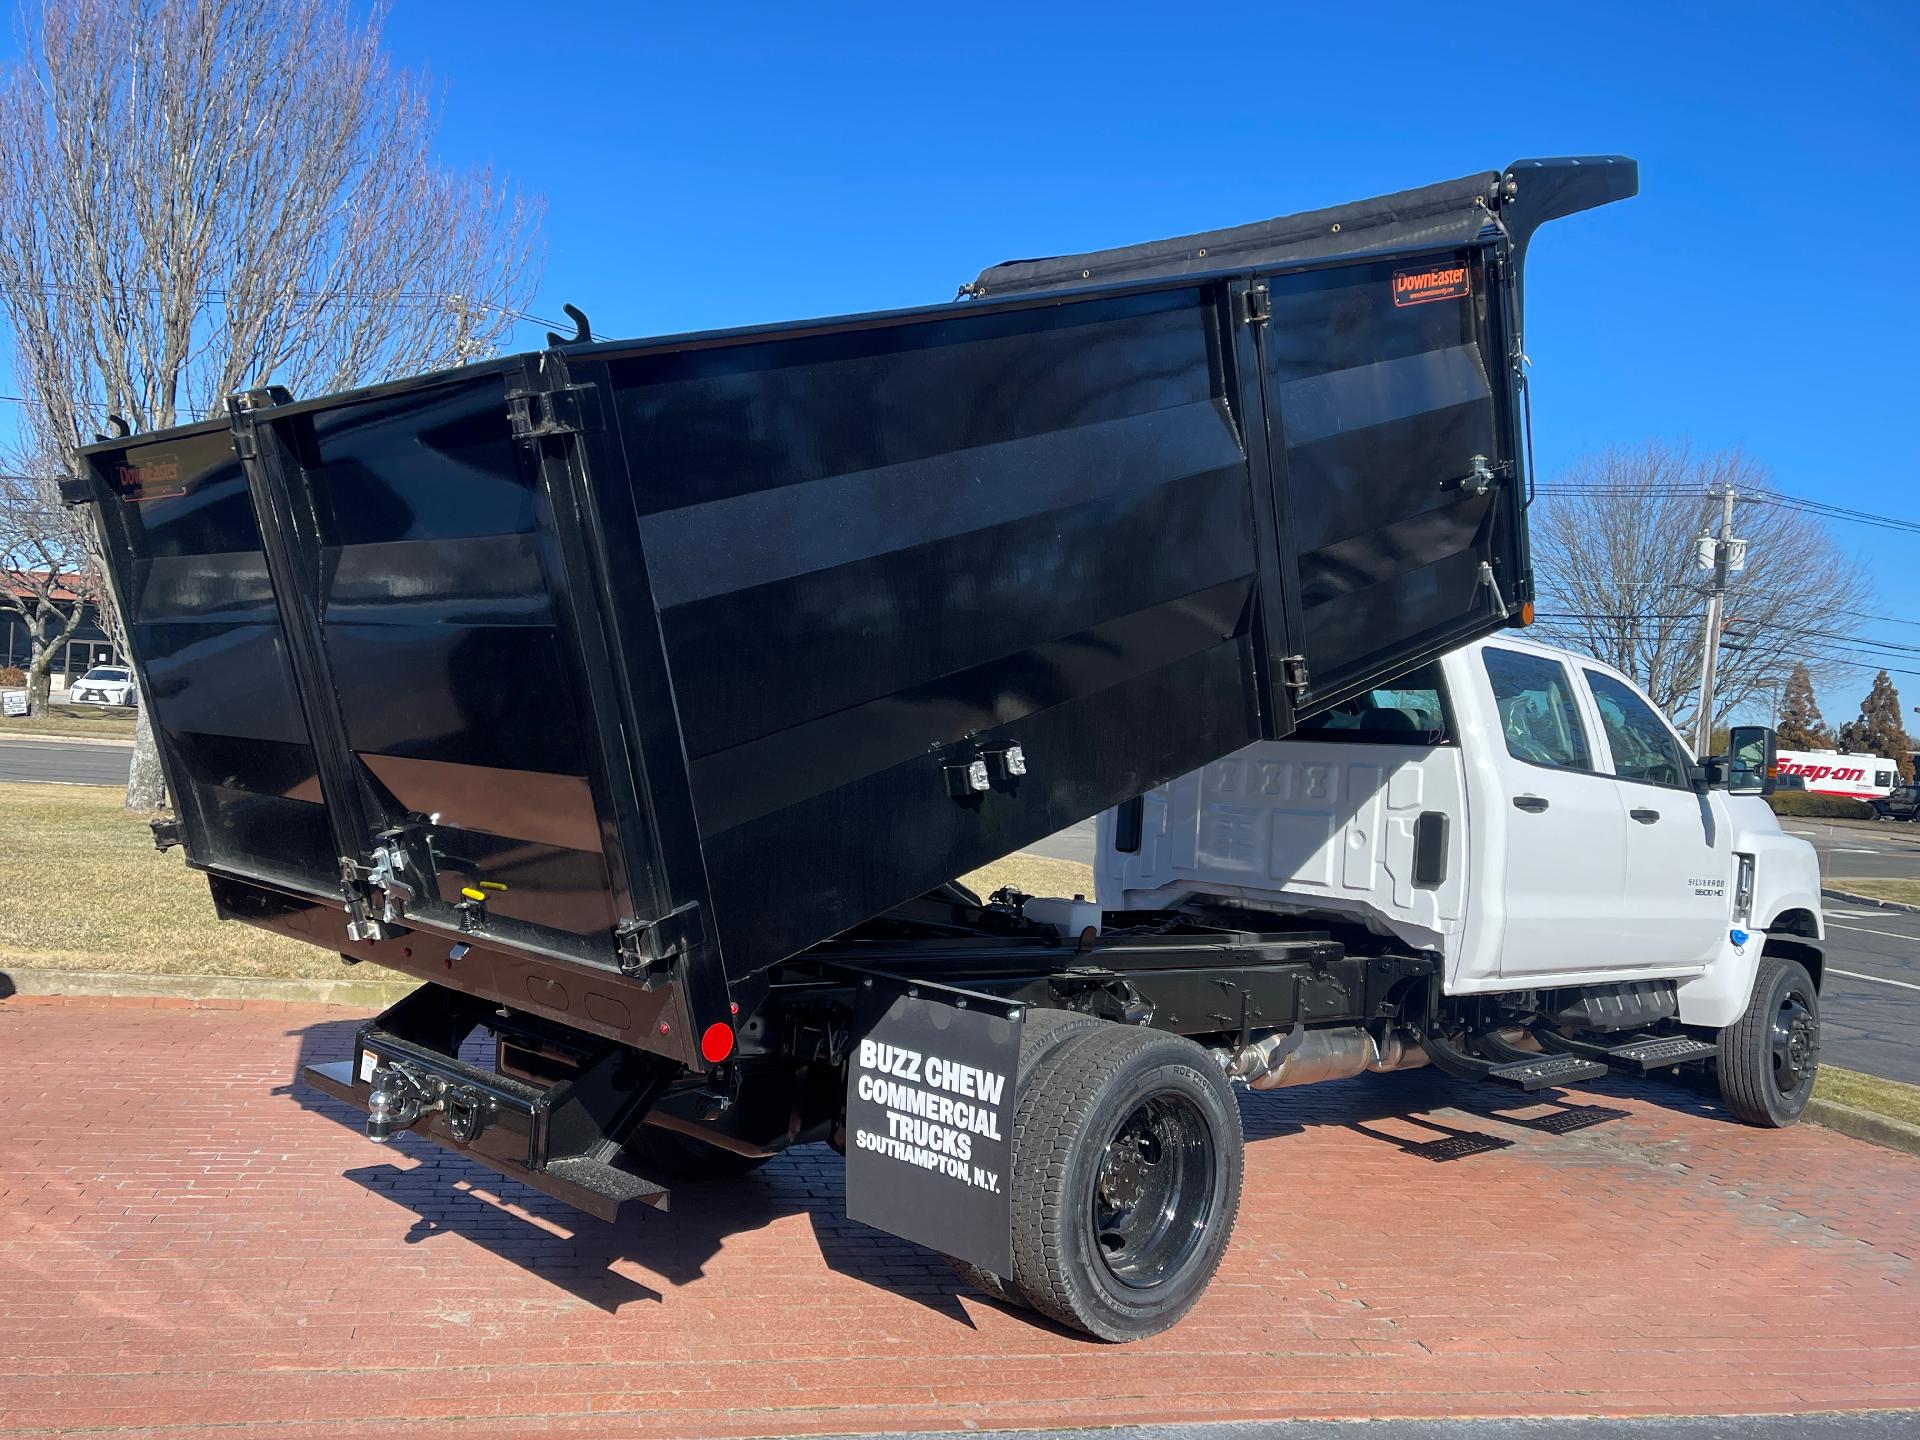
[
  {"left": 1781, "top": 815, "right": 1920, "bottom": 881},
  {"left": 0, "top": 736, "right": 131, "bottom": 786},
  {"left": 1819, "top": 903, "right": 1920, "bottom": 1084}
]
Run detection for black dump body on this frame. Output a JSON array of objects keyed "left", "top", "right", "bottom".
[{"left": 71, "top": 157, "right": 1635, "bottom": 1069}]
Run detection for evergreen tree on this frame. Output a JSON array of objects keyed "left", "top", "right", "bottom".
[
  {"left": 1836, "top": 670, "right": 1917, "bottom": 781},
  {"left": 1774, "top": 663, "right": 1832, "bottom": 750}
]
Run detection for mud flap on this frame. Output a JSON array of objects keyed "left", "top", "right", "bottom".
[{"left": 843, "top": 973, "right": 1022, "bottom": 1275}]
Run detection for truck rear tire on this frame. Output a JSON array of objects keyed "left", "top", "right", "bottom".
[
  {"left": 1717, "top": 952, "right": 1820, "bottom": 1128},
  {"left": 1006, "top": 1023, "right": 1243, "bottom": 1341},
  {"left": 946, "top": 1007, "right": 1110, "bottom": 1307}
]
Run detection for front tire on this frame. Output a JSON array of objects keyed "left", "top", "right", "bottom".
[
  {"left": 1717, "top": 952, "right": 1820, "bottom": 1127},
  {"left": 1007, "top": 1024, "right": 1243, "bottom": 1341}
]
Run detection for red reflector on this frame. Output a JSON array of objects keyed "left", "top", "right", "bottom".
[{"left": 699, "top": 1022, "right": 735, "bottom": 1063}]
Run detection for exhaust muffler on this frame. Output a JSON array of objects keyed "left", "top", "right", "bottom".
[{"left": 1222, "top": 1025, "right": 1428, "bottom": 1090}]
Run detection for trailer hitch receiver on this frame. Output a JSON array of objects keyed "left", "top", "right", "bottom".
[{"left": 366, "top": 1062, "right": 434, "bottom": 1143}]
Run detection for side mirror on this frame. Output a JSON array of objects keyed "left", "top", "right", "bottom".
[{"left": 1724, "top": 724, "right": 1776, "bottom": 796}]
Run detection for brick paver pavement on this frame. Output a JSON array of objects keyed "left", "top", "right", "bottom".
[{"left": 0, "top": 995, "right": 1915, "bottom": 1439}]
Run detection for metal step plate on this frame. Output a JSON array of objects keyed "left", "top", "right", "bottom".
[
  {"left": 1605, "top": 1034, "right": 1720, "bottom": 1074},
  {"left": 1486, "top": 1052, "right": 1609, "bottom": 1092}
]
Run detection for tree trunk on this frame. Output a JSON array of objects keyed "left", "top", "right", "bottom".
[
  {"left": 25, "top": 650, "right": 53, "bottom": 715},
  {"left": 125, "top": 691, "right": 167, "bottom": 813}
]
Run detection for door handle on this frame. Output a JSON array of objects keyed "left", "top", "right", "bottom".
[
  {"left": 1630, "top": 807, "right": 1660, "bottom": 824},
  {"left": 1512, "top": 795, "right": 1549, "bottom": 813}
]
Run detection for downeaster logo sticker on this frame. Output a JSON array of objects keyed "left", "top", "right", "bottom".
[
  {"left": 112, "top": 456, "right": 186, "bottom": 501},
  {"left": 1392, "top": 263, "right": 1471, "bottom": 307}
]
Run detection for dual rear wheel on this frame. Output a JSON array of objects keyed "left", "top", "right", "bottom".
[{"left": 949, "top": 1012, "right": 1243, "bottom": 1342}]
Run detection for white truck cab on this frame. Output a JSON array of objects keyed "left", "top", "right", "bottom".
[{"left": 1096, "top": 634, "right": 1825, "bottom": 1125}]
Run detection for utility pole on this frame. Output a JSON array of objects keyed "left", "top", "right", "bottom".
[{"left": 1693, "top": 486, "right": 1743, "bottom": 755}]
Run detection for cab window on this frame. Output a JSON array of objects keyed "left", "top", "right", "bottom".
[
  {"left": 1584, "top": 670, "right": 1689, "bottom": 787},
  {"left": 1288, "top": 661, "right": 1450, "bottom": 745},
  {"left": 1482, "top": 648, "right": 1591, "bottom": 771}
]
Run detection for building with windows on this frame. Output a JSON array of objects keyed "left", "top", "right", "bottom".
[{"left": 1, "top": 573, "right": 121, "bottom": 686}]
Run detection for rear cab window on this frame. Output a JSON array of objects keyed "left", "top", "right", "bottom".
[
  {"left": 1287, "top": 661, "right": 1450, "bottom": 745},
  {"left": 1583, "top": 669, "right": 1690, "bottom": 787},
  {"left": 1481, "top": 647, "right": 1591, "bottom": 771}
]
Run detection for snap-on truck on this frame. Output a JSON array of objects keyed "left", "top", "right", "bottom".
[{"left": 67, "top": 155, "right": 1819, "bottom": 1345}]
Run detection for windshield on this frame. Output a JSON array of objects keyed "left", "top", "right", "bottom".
[{"left": 83, "top": 668, "right": 128, "bottom": 681}]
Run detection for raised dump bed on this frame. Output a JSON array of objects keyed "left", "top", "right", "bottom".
[{"left": 70, "top": 157, "right": 1634, "bottom": 1074}]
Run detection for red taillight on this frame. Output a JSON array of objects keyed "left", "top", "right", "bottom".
[{"left": 699, "top": 1022, "right": 735, "bottom": 1064}]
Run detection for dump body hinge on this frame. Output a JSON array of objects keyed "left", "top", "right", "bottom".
[
  {"left": 338, "top": 857, "right": 392, "bottom": 943},
  {"left": 1242, "top": 282, "right": 1271, "bottom": 326},
  {"left": 506, "top": 382, "right": 604, "bottom": 440},
  {"left": 615, "top": 901, "right": 705, "bottom": 979},
  {"left": 1459, "top": 453, "right": 1514, "bottom": 496},
  {"left": 149, "top": 816, "right": 182, "bottom": 853},
  {"left": 1279, "top": 654, "right": 1310, "bottom": 697}
]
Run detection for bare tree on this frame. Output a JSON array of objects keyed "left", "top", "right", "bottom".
[
  {"left": 0, "top": 450, "right": 96, "bottom": 712},
  {"left": 0, "top": 0, "right": 543, "bottom": 808},
  {"left": 1532, "top": 442, "right": 1871, "bottom": 736}
]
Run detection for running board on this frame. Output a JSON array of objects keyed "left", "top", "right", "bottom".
[
  {"left": 1416, "top": 1026, "right": 1610, "bottom": 1092},
  {"left": 1535, "top": 1028, "right": 1719, "bottom": 1076}
]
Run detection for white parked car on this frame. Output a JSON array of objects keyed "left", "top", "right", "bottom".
[{"left": 69, "top": 665, "right": 137, "bottom": 706}]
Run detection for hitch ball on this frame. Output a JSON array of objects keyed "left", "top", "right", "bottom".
[{"left": 365, "top": 1064, "right": 429, "bottom": 1143}]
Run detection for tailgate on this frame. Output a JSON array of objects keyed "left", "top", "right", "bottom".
[{"left": 75, "top": 375, "right": 675, "bottom": 982}]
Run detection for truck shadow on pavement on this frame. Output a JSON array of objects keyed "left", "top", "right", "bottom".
[
  {"left": 278, "top": 1016, "right": 997, "bottom": 1326},
  {"left": 276, "top": 1017, "right": 1731, "bottom": 1329}
]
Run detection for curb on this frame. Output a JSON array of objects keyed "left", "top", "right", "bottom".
[
  {"left": 0, "top": 730, "right": 136, "bottom": 748},
  {"left": 1821, "top": 886, "right": 1920, "bottom": 914},
  {"left": 0, "top": 966, "right": 414, "bottom": 1007},
  {"left": 1808, "top": 1097, "right": 1920, "bottom": 1159}
]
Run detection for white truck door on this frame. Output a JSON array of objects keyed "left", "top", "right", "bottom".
[
  {"left": 1477, "top": 645, "right": 1630, "bottom": 979},
  {"left": 1579, "top": 666, "right": 1730, "bottom": 969}
]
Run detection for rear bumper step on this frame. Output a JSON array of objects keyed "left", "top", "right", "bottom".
[{"left": 299, "top": 983, "right": 673, "bottom": 1223}]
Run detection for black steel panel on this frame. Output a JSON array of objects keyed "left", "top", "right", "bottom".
[
  {"left": 1260, "top": 249, "right": 1521, "bottom": 708},
  {"left": 81, "top": 429, "right": 338, "bottom": 893}
]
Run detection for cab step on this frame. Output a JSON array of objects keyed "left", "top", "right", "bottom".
[
  {"left": 1485, "top": 1052, "right": 1611, "bottom": 1091},
  {"left": 1596, "top": 1033, "right": 1719, "bottom": 1074},
  {"left": 1415, "top": 1025, "right": 1610, "bottom": 1092},
  {"left": 1532, "top": 1027, "right": 1719, "bottom": 1076}
]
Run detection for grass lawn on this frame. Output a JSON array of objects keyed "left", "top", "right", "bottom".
[
  {"left": 0, "top": 703, "right": 139, "bottom": 741},
  {"left": 0, "top": 780, "right": 1098, "bottom": 985},
  {"left": 1827, "top": 876, "right": 1920, "bottom": 906},
  {"left": 959, "top": 851, "right": 1094, "bottom": 903},
  {"left": 1815, "top": 1066, "right": 1920, "bottom": 1128},
  {"left": 0, "top": 781, "right": 356, "bottom": 980}
]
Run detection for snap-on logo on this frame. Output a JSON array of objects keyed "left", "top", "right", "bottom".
[
  {"left": 1392, "top": 263, "right": 1471, "bottom": 307},
  {"left": 111, "top": 457, "right": 186, "bottom": 502},
  {"left": 1777, "top": 760, "right": 1866, "bottom": 784}
]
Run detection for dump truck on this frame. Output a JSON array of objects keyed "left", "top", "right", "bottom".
[{"left": 70, "top": 156, "right": 1648, "bottom": 1341}]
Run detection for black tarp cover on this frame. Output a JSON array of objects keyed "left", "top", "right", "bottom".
[{"left": 969, "top": 171, "right": 1503, "bottom": 298}]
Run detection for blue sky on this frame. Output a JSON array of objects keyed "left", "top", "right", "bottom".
[
  {"left": 382, "top": 1, "right": 1920, "bottom": 726},
  {"left": 10, "top": 2, "right": 1920, "bottom": 723}
]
